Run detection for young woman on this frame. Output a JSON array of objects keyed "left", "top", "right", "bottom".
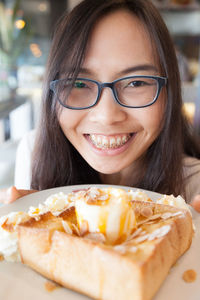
[{"left": 1, "top": 0, "right": 200, "bottom": 210}]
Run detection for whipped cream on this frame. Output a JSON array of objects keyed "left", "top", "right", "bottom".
[
  {"left": 129, "top": 189, "right": 191, "bottom": 212},
  {"left": 128, "top": 189, "right": 152, "bottom": 202},
  {"left": 0, "top": 212, "right": 29, "bottom": 262},
  {"left": 0, "top": 192, "right": 74, "bottom": 262},
  {"left": 157, "top": 194, "right": 191, "bottom": 212},
  {"left": 28, "top": 192, "right": 74, "bottom": 218}
]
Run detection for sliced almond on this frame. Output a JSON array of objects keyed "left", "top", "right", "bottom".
[
  {"left": 134, "top": 208, "right": 141, "bottom": 216},
  {"left": 148, "top": 225, "right": 171, "bottom": 241},
  {"left": 62, "top": 220, "right": 72, "bottom": 235},
  {"left": 161, "top": 211, "right": 183, "bottom": 220},
  {"left": 84, "top": 232, "right": 106, "bottom": 243},
  {"left": 126, "top": 228, "right": 143, "bottom": 241},
  {"left": 79, "top": 220, "right": 89, "bottom": 236},
  {"left": 133, "top": 234, "right": 150, "bottom": 244},
  {"left": 148, "top": 214, "right": 162, "bottom": 220},
  {"left": 136, "top": 213, "right": 162, "bottom": 225},
  {"left": 140, "top": 207, "right": 153, "bottom": 218},
  {"left": 128, "top": 246, "right": 138, "bottom": 253},
  {"left": 71, "top": 224, "right": 80, "bottom": 236},
  {"left": 114, "top": 245, "right": 127, "bottom": 254},
  {"left": 161, "top": 212, "right": 174, "bottom": 220},
  {"left": 144, "top": 221, "right": 155, "bottom": 225},
  {"left": 86, "top": 197, "right": 98, "bottom": 204},
  {"left": 98, "top": 194, "right": 109, "bottom": 201}
]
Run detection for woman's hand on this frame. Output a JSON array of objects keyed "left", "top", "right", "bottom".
[
  {"left": 0, "top": 186, "right": 38, "bottom": 204},
  {"left": 191, "top": 194, "right": 200, "bottom": 213}
]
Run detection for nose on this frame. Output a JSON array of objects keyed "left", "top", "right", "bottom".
[{"left": 88, "top": 87, "right": 127, "bottom": 125}]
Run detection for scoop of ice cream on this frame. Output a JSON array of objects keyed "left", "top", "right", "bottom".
[{"left": 74, "top": 187, "right": 136, "bottom": 244}]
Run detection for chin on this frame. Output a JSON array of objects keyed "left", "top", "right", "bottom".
[{"left": 85, "top": 159, "right": 130, "bottom": 175}]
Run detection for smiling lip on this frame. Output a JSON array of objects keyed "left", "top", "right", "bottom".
[{"left": 84, "top": 133, "right": 135, "bottom": 156}]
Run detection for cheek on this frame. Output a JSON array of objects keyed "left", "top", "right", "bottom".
[
  {"left": 136, "top": 100, "right": 165, "bottom": 136},
  {"left": 58, "top": 112, "right": 70, "bottom": 136},
  {"left": 151, "top": 103, "right": 165, "bottom": 136},
  {"left": 148, "top": 105, "right": 164, "bottom": 132},
  {"left": 58, "top": 110, "right": 80, "bottom": 133}
]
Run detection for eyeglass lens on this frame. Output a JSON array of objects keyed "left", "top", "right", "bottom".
[{"left": 54, "top": 77, "right": 159, "bottom": 108}]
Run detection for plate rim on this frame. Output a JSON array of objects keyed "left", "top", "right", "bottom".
[
  {"left": 0, "top": 184, "right": 163, "bottom": 216},
  {"left": 0, "top": 184, "right": 200, "bottom": 300}
]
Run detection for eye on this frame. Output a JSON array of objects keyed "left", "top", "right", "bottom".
[
  {"left": 127, "top": 80, "right": 147, "bottom": 87},
  {"left": 74, "top": 81, "right": 87, "bottom": 89}
]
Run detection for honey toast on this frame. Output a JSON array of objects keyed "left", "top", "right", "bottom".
[{"left": 15, "top": 188, "right": 193, "bottom": 300}]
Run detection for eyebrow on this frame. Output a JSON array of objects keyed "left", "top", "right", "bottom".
[
  {"left": 116, "top": 65, "right": 158, "bottom": 76},
  {"left": 78, "top": 64, "right": 158, "bottom": 77}
]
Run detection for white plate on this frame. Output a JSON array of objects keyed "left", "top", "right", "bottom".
[{"left": 0, "top": 184, "right": 200, "bottom": 300}]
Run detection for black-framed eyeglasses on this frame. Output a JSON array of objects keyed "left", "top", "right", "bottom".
[{"left": 50, "top": 75, "right": 167, "bottom": 110}]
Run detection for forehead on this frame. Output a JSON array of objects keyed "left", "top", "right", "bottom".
[{"left": 82, "top": 9, "right": 158, "bottom": 75}]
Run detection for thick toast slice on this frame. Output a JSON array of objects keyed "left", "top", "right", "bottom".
[{"left": 17, "top": 200, "right": 193, "bottom": 300}]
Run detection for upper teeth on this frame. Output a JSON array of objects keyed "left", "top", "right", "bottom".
[{"left": 89, "top": 134, "right": 131, "bottom": 149}]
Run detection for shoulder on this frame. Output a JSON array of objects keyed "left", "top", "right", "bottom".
[
  {"left": 14, "top": 130, "right": 36, "bottom": 189},
  {"left": 17, "top": 129, "right": 36, "bottom": 153},
  {"left": 183, "top": 156, "right": 200, "bottom": 176},
  {"left": 183, "top": 156, "right": 200, "bottom": 202}
]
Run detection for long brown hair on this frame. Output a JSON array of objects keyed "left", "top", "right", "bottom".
[{"left": 31, "top": 0, "right": 200, "bottom": 198}]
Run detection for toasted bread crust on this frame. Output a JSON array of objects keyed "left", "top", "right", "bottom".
[{"left": 18, "top": 201, "right": 193, "bottom": 300}]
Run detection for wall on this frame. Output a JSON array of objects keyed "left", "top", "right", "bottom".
[{"left": 68, "top": 0, "right": 82, "bottom": 10}]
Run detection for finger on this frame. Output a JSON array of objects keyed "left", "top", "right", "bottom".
[
  {"left": 0, "top": 187, "right": 20, "bottom": 204},
  {"left": 0, "top": 187, "right": 12, "bottom": 204},
  {"left": 0, "top": 187, "right": 38, "bottom": 204},
  {"left": 190, "top": 195, "right": 200, "bottom": 213},
  {"left": 8, "top": 188, "right": 38, "bottom": 203},
  {"left": 16, "top": 189, "right": 38, "bottom": 198}
]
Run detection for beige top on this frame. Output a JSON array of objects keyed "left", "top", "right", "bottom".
[{"left": 183, "top": 157, "right": 200, "bottom": 203}]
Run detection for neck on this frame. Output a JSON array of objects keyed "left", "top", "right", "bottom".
[{"left": 99, "top": 159, "right": 144, "bottom": 187}]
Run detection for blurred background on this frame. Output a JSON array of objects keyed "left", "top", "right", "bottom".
[{"left": 0, "top": 0, "right": 200, "bottom": 188}]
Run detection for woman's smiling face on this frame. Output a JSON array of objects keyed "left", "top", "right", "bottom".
[{"left": 58, "top": 10, "right": 165, "bottom": 179}]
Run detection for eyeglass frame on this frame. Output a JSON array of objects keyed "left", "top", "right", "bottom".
[{"left": 50, "top": 75, "right": 167, "bottom": 110}]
